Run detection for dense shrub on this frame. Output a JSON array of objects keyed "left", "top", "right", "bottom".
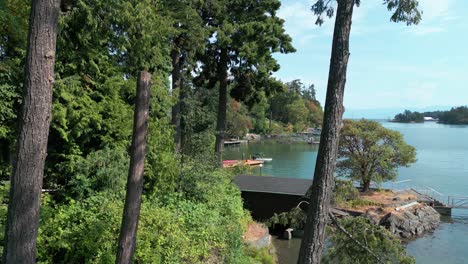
[
  {"left": 332, "top": 179, "right": 359, "bottom": 206},
  {"left": 0, "top": 151, "right": 255, "bottom": 263}
]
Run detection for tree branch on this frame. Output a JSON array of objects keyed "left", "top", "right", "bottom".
[{"left": 328, "top": 213, "right": 385, "bottom": 264}]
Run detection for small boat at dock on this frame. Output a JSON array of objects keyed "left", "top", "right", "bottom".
[
  {"left": 224, "top": 139, "right": 248, "bottom": 147},
  {"left": 222, "top": 159, "right": 264, "bottom": 168},
  {"left": 252, "top": 153, "right": 273, "bottom": 162},
  {"left": 307, "top": 137, "right": 320, "bottom": 144},
  {"left": 255, "top": 157, "right": 272, "bottom": 162}
]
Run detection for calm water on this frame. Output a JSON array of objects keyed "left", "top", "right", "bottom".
[{"left": 225, "top": 122, "right": 468, "bottom": 264}]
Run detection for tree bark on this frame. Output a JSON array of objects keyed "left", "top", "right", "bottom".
[
  {"left": 3, "top": 0, "right": 60, "bottom": 263},
  {"left": 297, "top": 1, "right": 355, "bottom": 263},
  {"left": 362, "top": 180, "right": 371, "bottom": 192},
  {"left": 116, "top": 71, "right": 151, "bottom": 264},
  {"left": 171, "top": 47, "right": 182, "bottom": 153},
  {"left": 214, "top": 49, "right": 229, "bottom": 158},
  {"left": 179, "top": 73, "right": 187, "bottom": 152}
]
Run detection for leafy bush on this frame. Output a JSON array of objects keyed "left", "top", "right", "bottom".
[
  {"left": 243, "top": 246, "right": 276, "bottom": 264},
  {"left": 64, "top": 146, "right": 129, "bottom": 200},
  {"left": 13, "top": 150, "right": 251, "bottom": 264},
  {"left": 266, "top": 205, "right": 307, "bottom": 229},
  {"left": 332, "top": 179, "right": 359, "bottom": 206}
]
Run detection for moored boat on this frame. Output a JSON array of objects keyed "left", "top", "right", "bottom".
[{"left": 222, "top": 159, "right": 264, "bottom": 168}]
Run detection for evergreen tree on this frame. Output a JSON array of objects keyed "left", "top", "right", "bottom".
[
  {"left": 164, "top": 0, "right": 207, "bottom": 153},
  {"left": 197, "top": 0, "right": 295, "bottom": 157}
]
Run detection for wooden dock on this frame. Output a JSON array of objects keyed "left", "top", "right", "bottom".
[
  {"left": 404, "top": 188, "right": 468, "bottom": 216},
  {"left": 224, "top": 139, "right": 248, "bottom": 146}
]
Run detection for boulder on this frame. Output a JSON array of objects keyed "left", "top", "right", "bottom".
[
  {"left": 379, "top": 205, "right": 440, "bottom": 238},
  {"left": 243, "top": 222, "right": 271, "bottom": 249},
  {"left": 246, "top": 133, "right": 261, "bottom": 141}
]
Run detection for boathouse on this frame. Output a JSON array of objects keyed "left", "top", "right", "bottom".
[{"left": 233, "top": 175, "right": 312, "bottom": 220}]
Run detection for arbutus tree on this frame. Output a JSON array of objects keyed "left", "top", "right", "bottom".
[
  {"left": 298, "top": 0, "right": 421, "bottom": 263},
  {"left": 337, "top": 119, "right": 417, "bottom": 192}
]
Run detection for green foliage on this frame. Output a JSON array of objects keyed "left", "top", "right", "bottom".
[
  {"left": 144, "top": 119, "right": 179, "bottom": 196},
  {"left": 337, "top": 119, "right": 417, "bottom": 190},
  {"left": 343, "top": 198, "right": 383, "bottom": 209},
  {"left": 227, "top": 99, "right": 253, "bottom": 138},
  {"left": 393, "top": 110, "right": 424, "bottom": 123},
  {"left": 311, "top": 0, "right": 421, "bottom": 26},
  {"left": 0, "top": 1, "right": 326, "bottom": 263},
  {"left": 64, "top": 146, "right": 129, "bottom": 200},
  {"left": 0, "top": 0, "right": 29, "bottom": 59},
  {"left": 243, "top": 246, "right": 276, "bottom": 264},
  {"left": 394, "top": 106, "right": 468, "bottom": 125},
  {"left": 0, "top": 151, "right": 252, "bottom": 264},
  {"left": 269, "top": 80, "right": 323, "bottom": 132},
  {"left": 0, "top": 182, "right": 9, "bottom": 254},
  {"left": 439, "top": 106, "right": 468, "bottom": 124},
  {"left": 266, "top": 202, "right": 308, "bottom": 229},
  {"left": 323, "top": 217, "right": 415, "bottom": 264},
  {"left": 37, "top": 194, "right": 122, "bottom": 264},
  {"left": 0, "top": 0, "right": 29, "bottom": 179},
  {"left": 332, "top": 179, "right": 359, "bottom": 206},
  {"left": 249, "top": 92, "right": 270, "bottom": 134}
]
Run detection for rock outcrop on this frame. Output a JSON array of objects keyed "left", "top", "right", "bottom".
[
  {"left": 378, "top": 205, "right": 440, "bottom": 238},
  {"left": 243, "top": 222, "right": 271, "bottom": 249}
]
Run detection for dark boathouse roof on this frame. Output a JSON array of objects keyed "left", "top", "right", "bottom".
[{"left": 233, "top": 175, "right": 312, "bottom": 196}]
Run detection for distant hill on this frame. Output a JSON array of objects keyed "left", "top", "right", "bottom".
[{"left": 343, "top": 106, "right": 453, "bottom": 120}]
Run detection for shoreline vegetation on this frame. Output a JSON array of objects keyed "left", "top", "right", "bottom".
[{"left": 392, "top": 107, "right": 468, "bottom": 124}]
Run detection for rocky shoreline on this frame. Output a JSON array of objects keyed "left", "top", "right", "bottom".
[
  {"left": 357, "top": 204, "right": 440, "bottom": 238},
  {"left": 337, "top": 190, "right": 441, "bottom": 239}
]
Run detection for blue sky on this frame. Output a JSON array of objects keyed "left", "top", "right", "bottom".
[{"left": 274, "top": 0, "right": 468, "bottom": 118}]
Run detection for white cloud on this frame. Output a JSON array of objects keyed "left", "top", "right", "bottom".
[{"left": 278, "top": 0, "right": 335, "bottom": 41}]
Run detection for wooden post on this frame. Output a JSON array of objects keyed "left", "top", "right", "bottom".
[{"left": 116, "top": 71, "right": 151, "bottom": 264}]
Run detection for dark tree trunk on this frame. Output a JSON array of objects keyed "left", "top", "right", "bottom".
[
  {"left": 362, "top": 180, "right": 371, "bottom": 192},
  {"left": 214, "top": 49, "right": 229, "bottom": 158},
  {"left": 298, "top": 1, "right": 355, "bottom": 263},
  {"left": 116, "top": 71, "right": 151, "bottom": 264},
  {"left": 269, "top": 111, "right": 272, "bottom": 131},
  {"left": 171, "top": 48, "right": 182, "bottom": 153},
  {"left": 179, "top": 74, "right": 187, "bottom": 152},
  {"left": 2, "top": 1, "right": 60, "bottom": 263}
]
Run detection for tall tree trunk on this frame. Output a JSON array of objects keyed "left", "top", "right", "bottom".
[
  {"left": 214, "top": 49, "right": 229, "bottom": 158},
  {"left": 3, "top": 1, "right": 60, "bottom": 263},
  {"left": 171, "top": 48, "right": 182, "bottom": 153},
  {"left": 179, "top": 73, "right": 187, "bottom": 153},
  {"left": 297, "top": 1, "right": 355, "bottom": 263},
  {"left": 116, "top": 71, "right": 151, "bottom": 264},
  {"left": 269, "top": 111, "right": 272, "bottom": 131}
]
